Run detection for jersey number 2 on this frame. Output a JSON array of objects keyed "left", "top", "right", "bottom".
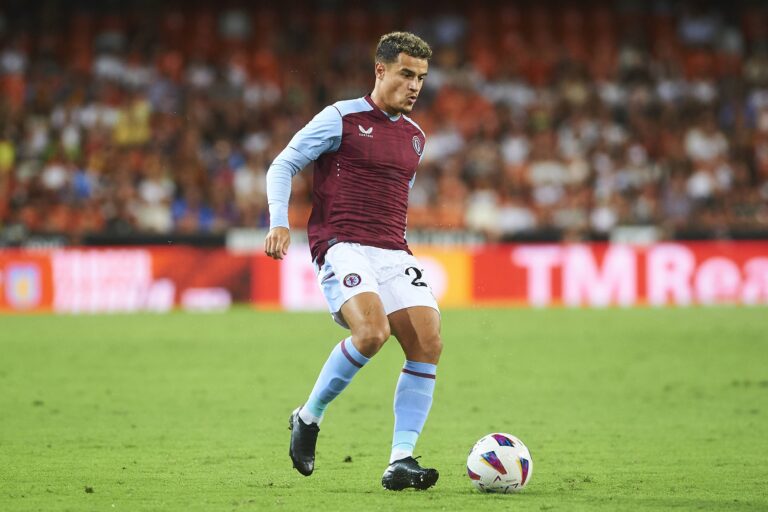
[{"left": 405, "top": 267, "right": 427, "bottom": 287}]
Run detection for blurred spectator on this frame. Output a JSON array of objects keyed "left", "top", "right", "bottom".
[
  {"left": 497, "top": 190, "right": 538, "bottom": 238},
  {"left": 135, "top": 153, "right": 174, "bottom": 232}
]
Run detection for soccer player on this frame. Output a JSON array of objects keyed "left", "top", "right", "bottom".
[{"left": 264, "top": 32, "right": 441, "bottom": 490}]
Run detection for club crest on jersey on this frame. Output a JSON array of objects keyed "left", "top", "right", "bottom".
[
  {"left": 412, "top": 136, "right": 422, "bottom": 155},
  {"left": 343, "top": 273, "right": 362, "bottom": 287},
  {"left": 358, "top": 125, "right": 373, "bottom": 138}
]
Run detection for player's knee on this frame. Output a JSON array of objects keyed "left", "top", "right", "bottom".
[
  {"left": 424, "top": 334, "right": 442, "bottom": 362},
  {"left": 353, "top": 323, "right": 391, "bottom": 356}
]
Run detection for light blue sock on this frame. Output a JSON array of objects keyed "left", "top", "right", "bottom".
[
  {"left": 299, "top": 337, "right": 369, "bottom": 425},
  {"left": 390, "top": 360, "right": 437, "bottom": 463}
]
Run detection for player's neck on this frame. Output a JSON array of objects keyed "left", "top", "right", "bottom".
[{"left": 369, "top": 91, "right": 400, "bottom": 118}]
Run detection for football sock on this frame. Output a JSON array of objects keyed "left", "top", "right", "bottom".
[
  {"left": 299, "top": 337, "right": 369, "bottom": 425},
  {"left": 390, "top": 360, "right": 437, "bottom": 463}
]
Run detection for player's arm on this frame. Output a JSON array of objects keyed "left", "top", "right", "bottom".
[{"left": 264, "top": 106, "right": 342, "bottom": 259}]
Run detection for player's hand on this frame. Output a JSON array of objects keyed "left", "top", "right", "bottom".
[{"left": 264, "top": 227, "right": 291, "bottom": 260}]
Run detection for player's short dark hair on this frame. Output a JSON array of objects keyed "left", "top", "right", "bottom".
[{"left": 375, "top": 32, "right": 432, "bottom": 64}]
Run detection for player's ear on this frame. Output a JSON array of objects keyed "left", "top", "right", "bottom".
[{"left": 375, "top": 61, "right": 386, "bottom": 80}]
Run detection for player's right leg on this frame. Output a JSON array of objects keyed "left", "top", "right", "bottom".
[
  {"left": 289, "top": 292, "right": 390, "bottom": 475},
  {"left": 289, "top": 244, "right": 390, "bottom": 476}
]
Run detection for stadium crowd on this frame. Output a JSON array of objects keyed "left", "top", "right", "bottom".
[{"left": 1, "top": 1, "right": 768, "bottom": 243}]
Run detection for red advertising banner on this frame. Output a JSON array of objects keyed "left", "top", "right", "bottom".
[
  {"left": 151, "top": 247, "right": 252, "bottom": 308},
  {"left": 473, "top": 242, "right": 768, "bottom": 307},
  {"left": 2, "top": 241, "right": 766, "bottom": 313},
  {"left": 0, "top": 248, "right": 251, "bottom": 313}
]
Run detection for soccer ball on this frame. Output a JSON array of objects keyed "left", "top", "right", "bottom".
[{"left": 466, "top": 433, "right": 533, "bottom": 493}]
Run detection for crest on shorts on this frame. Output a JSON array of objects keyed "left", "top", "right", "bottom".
[
  {"left": 343, "top": 273, "right": 361, "bottom": 288},
  {"left": 412, "top": 136, "right": 422, "bottom": 156}
]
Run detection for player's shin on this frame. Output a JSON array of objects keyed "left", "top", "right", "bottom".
[
  {"left": 390, "top": 360, "right": 437, "bottom": 463},
  {"left": 299, "top": 337, "right": 369, "bottom": 425}
]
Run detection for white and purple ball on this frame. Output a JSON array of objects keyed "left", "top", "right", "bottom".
[{"left": 466, "top": 433, "right": 533, "bottom": 493}]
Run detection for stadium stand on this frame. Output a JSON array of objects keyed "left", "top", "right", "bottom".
[{"left": 0, "top": 0, "right": 767, "bottom": 245}]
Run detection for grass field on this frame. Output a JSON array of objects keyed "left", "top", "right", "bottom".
[{"left": 1, "top": 307, "right": 767, "bottom": 511}]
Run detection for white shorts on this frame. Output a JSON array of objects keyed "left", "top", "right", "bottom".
[{"left": 315, "top": 242, "right": 440, "bottom": 329}]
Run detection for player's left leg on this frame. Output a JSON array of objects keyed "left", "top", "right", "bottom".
[
  {"left": 389, "top": 306, "right": 442, "bottom": 462},
  {"left": 381, "top": 306, "right": 442, "bottom": 490}
]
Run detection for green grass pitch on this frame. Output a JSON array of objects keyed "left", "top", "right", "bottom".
[{"left": 1, "top": 307, "right": 767, "bottom": 511}]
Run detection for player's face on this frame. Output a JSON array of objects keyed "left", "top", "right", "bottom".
[{"left": 375, "top": 53, "right": 428, "bottom": 115}]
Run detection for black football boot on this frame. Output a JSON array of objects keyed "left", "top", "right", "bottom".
[
  {"left": 288, "top": 407, "right": 319, "bottom": 476},
  {"left": 381, "top": 456, "right": 439, "bottom": 490}
]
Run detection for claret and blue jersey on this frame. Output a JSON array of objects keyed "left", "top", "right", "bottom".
[{"left": 267, "top": 95, "right": 426, "bottom": 265}]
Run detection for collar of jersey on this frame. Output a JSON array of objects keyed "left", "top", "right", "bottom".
[{"left": 364, "top": 94, "right": 401, "bottom": 122}]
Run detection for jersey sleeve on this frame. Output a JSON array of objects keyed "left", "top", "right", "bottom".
[
  {"left": 287, "top": 105, "right": 343, "bottom": 162},
  {"left": 266, "top": 106, "right": 343, "bottom": 229}
]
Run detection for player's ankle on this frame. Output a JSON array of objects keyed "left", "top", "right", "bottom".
[
  {"left": 299, "top": 406, "right": 322, "bottom": 425},
  {"left": 389, "top": 448, "right": 413, "bottom": 464}
]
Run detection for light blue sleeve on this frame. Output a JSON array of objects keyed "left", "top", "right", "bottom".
[{"left": 266, "top": 106, "right": 343, "bottom": 229}]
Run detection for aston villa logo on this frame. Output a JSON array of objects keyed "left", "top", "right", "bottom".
[
  {"left": 5, "top": 264, "right": 42, "bottom": 309},
  {"left": 343, "top": 273, "right": 362, "bottom": 287},
  {"left": 412, "top": 136, "right": 422, "bottom": 156}
]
